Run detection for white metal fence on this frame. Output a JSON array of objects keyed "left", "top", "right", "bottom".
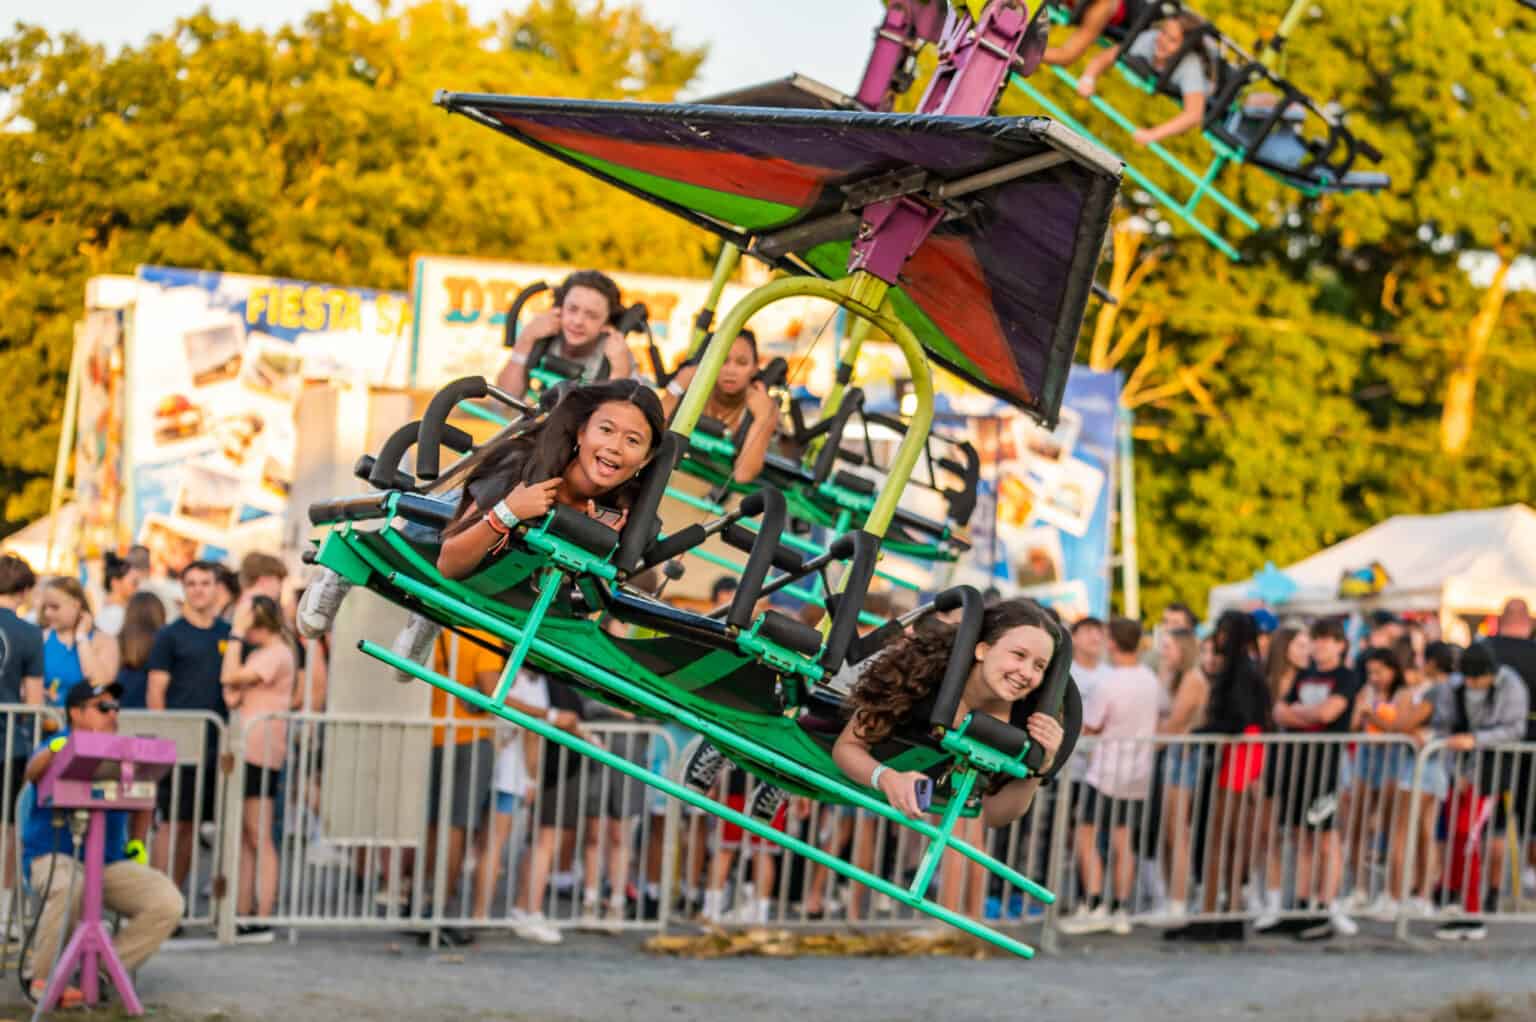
[{"left": 9, "top": 700, "right": 1536, "bottom": 950}]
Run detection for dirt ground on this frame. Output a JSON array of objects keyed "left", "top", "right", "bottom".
[{"left": 1, "top": 925, "right": 1533, "bottom": 1022}]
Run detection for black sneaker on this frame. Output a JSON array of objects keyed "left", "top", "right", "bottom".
[
  {"left": 641, "top": 893, "right": 661, "bottom": 921},
  {"left": 417, "top": 925, "right": 476, "bottom": 948},
  {"left": 1434, "top": 920, "right": 1488, "bottom": 942},
  {"left": 1295, "top": 917, "right": 1335, "bottom": 942},
  {"left": 235, "top": 924, "right": 275, "bottom": 944},
  {"left": 747, "top": 783, "right": 788, "bottom": 823},
  {"left": 682, "top": 741, "right": 728, "bottom": 794},
  {"left": 1163, "top": 920, "right": 1244, "bottom": 942}
]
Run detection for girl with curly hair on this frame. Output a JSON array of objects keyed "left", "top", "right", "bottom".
[{"left": 831, "top": 599, "right": 1066, "bottom": 919}]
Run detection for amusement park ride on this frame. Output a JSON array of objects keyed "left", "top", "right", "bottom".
[{"left": 305, "top": 0, "right": 1387, "bottom": 957}]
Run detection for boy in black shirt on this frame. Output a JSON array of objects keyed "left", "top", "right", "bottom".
[
  {"left": 1269, "top": 618, "right": 1359, "bottom": 940},
  {"left": 146, "top": 560, "right": 231, "bottom": 890}
]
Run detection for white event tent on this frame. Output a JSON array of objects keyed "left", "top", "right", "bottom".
[{"left": 1208, "top": 504, "right": 1536, "bottom": 622}]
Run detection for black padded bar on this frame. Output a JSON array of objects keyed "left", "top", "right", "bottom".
[
  {"left": 616, "top": 433, "right": 682, "bottom": 575},
  {"left": 926, "top": 586, "right": 985, "bottom": 734},
  {"left": 723, "top": 522, "right": 804, "bottom": 573},
  {"left": 749, "top": 533, "right": 856, "bottom": 606},
  {"left": 967, "top": 712, "right": 1029, "bottom": 758},
  {"left": 417, "top": 377, "right": 489, "bottom": 482},
  {"left": 758, "top": 611, "right": 824, "bottom": 657},
  {"left": 355, "top": 455, "right": 412, "bottom": 492},
  {"left": 546, "top": 504, "right": 620, "bottom": 556},
  {"left": 728, "top": 486, "right": 786, "bottom": 630},
  {"left": 503, "top": 281, "right": 550, "bottom": 347},
  {"left": 818, "top": 530, "right": 880, "bottom": 672},
  {"left": 945, "top": 442, "right": 980, "bottom": 526}
]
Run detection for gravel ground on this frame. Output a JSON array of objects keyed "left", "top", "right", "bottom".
[{"left": 3, "top": 925, "right": 1532, "bottom": 1022}]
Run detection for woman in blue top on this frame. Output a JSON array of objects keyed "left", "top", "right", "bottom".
[{"left": 39, "top": 577, "right": 118, "bottom": 708}]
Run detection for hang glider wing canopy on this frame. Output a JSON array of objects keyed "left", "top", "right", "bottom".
[{"left": 436, "top": 93, "right": 1121, "bottom": 422}]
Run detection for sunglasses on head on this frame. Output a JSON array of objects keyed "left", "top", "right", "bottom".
[{"left": 87, "top": 700, "right": 120, "bottom": 714}]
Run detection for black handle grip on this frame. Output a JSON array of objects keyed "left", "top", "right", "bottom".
[
  {"left": 616, "top": 433, "right": 681, "bottom": 575},
  {"left": 756, "top": 357, "right": 789, "bottom": 389},
  {"left": 810, "top": 389, "right": 865, "bottom": 485},
  {"left": 369, "top": 421, "right": 423, "bottom": 490},
  {"left": 642, "top": 524, "right": 705, "bottom": 569},
  {"left": 819, "top": 530, "right": 879, "bottom": 672},
  {"left": 728, "top": 487, "right": 785, "bottom": 630},
  {"left": 614, "top": 302, "right": 649, "bottom": 336},
  {"left": 417, "top": 377, "right": 488, "bottom": 482},
  {"left": 947, "top": 442, "right": 981, "bottom": 526},
  {"left": 356, "top": 455, "right": 413, "bottom": 492},
  {"left": 504, "top": 282, "right": 550, "bottom": 348},
  {"left": 927, "top": 586, "right": 985, "bottom": 733}
]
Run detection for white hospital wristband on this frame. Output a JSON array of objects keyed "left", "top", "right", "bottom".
[
  {"left": 546, "top": 708, "right": 559, "bottom": 724},
  {"left": 869, "top": 764, "right": 888, "bottom": 790},
  {"left": 492, "top": 501, "right": 521, "bottom": 530}
]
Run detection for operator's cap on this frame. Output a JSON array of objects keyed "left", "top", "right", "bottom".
[{"left": 64, "top": 680, "right": 124, "bottom": 710}]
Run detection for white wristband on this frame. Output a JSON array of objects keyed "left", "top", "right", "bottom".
[
  {"left": 666, "top": 380, "right": 685, "bottom": 397},
  {"left": 869, "top": 764, "right": 887, "bottom": 790},
  {"left": 492, "top": 501, "right": 521, "bottom": 530},
  {"left": 545, "top": 708, "right": 559, "bottom": 725},
  {"left": 507, "top": 351, "right": 529, "bottom": 366}
]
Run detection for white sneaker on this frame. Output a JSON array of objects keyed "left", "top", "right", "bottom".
[
  {"left": 1405, "top": 896, "right": 1434, "bottom": 918},
  {"left": 723, "top": 899, "right": 769, "bottom": 926},
  {"left": 1365, "top": 894, "right": 1399, "bottom": 921},
  {"left": 297, "top": 568, "right": 353, "bottom": 638},
  {"left": 1347, "top": 887, "right": 1371, "bottom": 913},
  {"left": 1243, "top": 885, "right": 1265, "bottom": 915},
  {"left": 1109, "top": 908, "right": 1132, "bottom": 936},
  {"left": 1056, "top": 903, "right": 1112, "bottom": 935},
  {"left": 390, "top": 613, "right": 440, "bottom": 683},
  {"left": 512, "top": 912, "right": 563, "bottom": 944},
  {"left": 1434, "top": 919, "right": 1487, "bottom": 942},
  {"left": 1329, "top": 902, "right": 1359, "bottom": 937},
  {"left": 1253, "top": 890, "right": 1283, "bottom": 932},
  {"left": 1144, "top": 901, "right": 1188, "bottom": 929}
]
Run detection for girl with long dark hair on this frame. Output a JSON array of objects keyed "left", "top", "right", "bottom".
[
  {"left": 437, "top": 378, "right": 665, "bottom": 578},
  {"left": 660, "top": 329, "right": 778, "bottom": 485},
  {"left": 1165, "top": 610, "right": 1270, "bottom": 942}
]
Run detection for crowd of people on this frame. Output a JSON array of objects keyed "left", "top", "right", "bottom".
[{"left": 1054, "top": 600, "right": 1536, "bottom": 944}]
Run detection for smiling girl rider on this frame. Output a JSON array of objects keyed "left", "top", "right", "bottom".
[{"left": 833, "top": 600, "right": 1066, "bottom": 918}]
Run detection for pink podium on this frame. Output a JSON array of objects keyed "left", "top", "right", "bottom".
[{"left": 35, "top": 731, "right": 177, "bottom": 1015}]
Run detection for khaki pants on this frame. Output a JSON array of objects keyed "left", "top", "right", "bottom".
[{"left": 29, "top": 855, "right": 184, "bottom": 978}]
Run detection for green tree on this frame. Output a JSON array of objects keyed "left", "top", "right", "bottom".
[
  {"left": 0, "top": 0, "right": 709, "bottom": 531},
  {"left": 1035, "top": 0, "right": 1536, "bottom": 615}
]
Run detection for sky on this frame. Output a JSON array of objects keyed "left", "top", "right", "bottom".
[{"left": 14, "top": 0, "right": 880, "bottom": 99}]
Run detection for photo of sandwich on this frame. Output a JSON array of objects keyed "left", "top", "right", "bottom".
[
  {"left": 182, "top": 318, "right": 245, "bottom": 386},
  {"left": 212, "top": 412, "right": 266, "bottom": 467},
  {"left": 240, "top": 337, "right": 305, "bottom": 400},
  {"left": 171, "top": 464, "right": 243, "bottom": 531},
  {"left": 153, "top": 394, "right": 206, "bottom": 446},
  {"left": 1009, "top": 526, "right": 1065, "bottom": 588}
]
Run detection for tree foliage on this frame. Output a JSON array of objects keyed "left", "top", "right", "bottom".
[
  {"left": 0, "top": 0, "right": 709, "bottom": 528},
  {"left": 1012, "top": 0, "right": 1536, "bottom": 615},
  {"left": 4, "top": 0, "right": 1536, "bottom": 623}
]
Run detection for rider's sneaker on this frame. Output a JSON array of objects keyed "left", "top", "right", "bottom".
[
  {"left": 390, "top": 613, "right": 440, "bottom": 683},
  {"left": 747, "top": 783, "right": 788, "bottom": 824},
  {"left": 681, "top": 741, "right": 727, "bottom": 795},
  {"left": 297, "top": 568, "right": 353, "bottom": 638}
]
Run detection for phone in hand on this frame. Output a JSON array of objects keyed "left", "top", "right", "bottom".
[
  {"left": 590, "top": 504, "right": 624, "bottom": 528},
  {"left": 914, "top": 776, "right": 934, "bottom": 813}
]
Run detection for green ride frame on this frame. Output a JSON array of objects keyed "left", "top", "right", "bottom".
[{"left": 320, "top": 268, "right": 1061, "bottom": 958}]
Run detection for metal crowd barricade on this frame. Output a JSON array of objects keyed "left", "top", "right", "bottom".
[
  {"left": 1, "top": 707, "right": 231, "bottom": 937},
  {"left": 229, "top": 711, "right": 677, "bottom": 943},
  {"left": 117, "top": 710, "right": 233, "bottom": 932},
  {"left": 1043, "top": 731, "right": 1424, "bottom": 940},
  {"left": 661, "top": 756, "right": 1055, "bottom": 937},
  {"left": 1397, "top": 738, "right": 1536, "bottom": 940}
]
